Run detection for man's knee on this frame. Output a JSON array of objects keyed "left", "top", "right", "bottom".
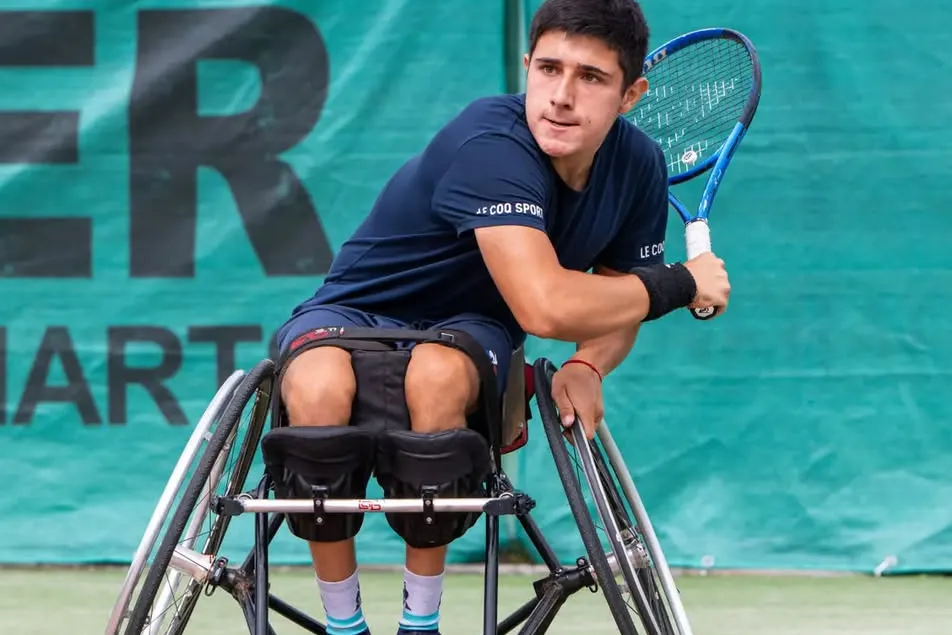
[
  {"left": 281, "top": 346, "right": 356, "bottom": 427},
  {"left": 404, "top": 343, "right": 479, "bottom": 432}
]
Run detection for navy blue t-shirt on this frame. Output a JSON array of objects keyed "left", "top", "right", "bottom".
[{"left": 297, "top": 93, "right": 669, "bottom": 348}]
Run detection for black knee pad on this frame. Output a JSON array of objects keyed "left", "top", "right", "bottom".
[
  {"left": 261, "top": 426, "right": 375, "bottom": 543},
  {"left": 374, "top": 428, "right": 492, "bottom": 549}
]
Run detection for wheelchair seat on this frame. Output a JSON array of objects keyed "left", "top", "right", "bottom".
[{"left": 107, "top": 325, "right": 695, "bottom": 635}]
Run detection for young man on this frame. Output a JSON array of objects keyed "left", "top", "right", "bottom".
[{"left": 275, "top": 0, "right": 730, "bottom": 633}]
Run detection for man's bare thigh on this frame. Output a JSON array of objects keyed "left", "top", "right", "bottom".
[{"left": 281, "top": 346, "right": 356, "bottom": 427}]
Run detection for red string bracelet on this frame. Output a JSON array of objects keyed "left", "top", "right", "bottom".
[{"left": 561, "top": 358, "right": 603, "bottom": 382}]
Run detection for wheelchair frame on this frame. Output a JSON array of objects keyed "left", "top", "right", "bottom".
[{"left": 107, "top": 339, "right": 694, "bottom": 635}]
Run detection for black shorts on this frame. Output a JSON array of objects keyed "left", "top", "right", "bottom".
[{"left": 276, "top": 304, "right": 513, "bottom": 395}]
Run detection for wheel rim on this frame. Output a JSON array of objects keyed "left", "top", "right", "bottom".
[
  {"left": 106, "top": 370, "right": 245, "bottom": 635},
  {"left": 143, "top": 383, "right": 270, "bottom": 635},
  {"left": 536, "top": 357, "right": 687, "bottom": 635},
  {"left": 121, "top": 360, "right": 274, "bottom": 635},
  {"left": 597, "top": 420, "right": 694, "bottom": 635},
  {"left": 570, "top": 422, "right": 671, "bottom": 635},
  {"left": 535, "top": 360, "right": 638, "bottom": 635}
]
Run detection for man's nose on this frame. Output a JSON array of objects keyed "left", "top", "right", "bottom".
[{"left": 550, "top": 76, "right": 574, "bottom": 108}]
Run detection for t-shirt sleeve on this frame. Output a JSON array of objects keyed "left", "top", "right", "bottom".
[
  {"left": 432, "top": 133, "right": 549, "bottom": 235},
  {"left": 596, "top": 142, "right": 670, "bottom": 272}
]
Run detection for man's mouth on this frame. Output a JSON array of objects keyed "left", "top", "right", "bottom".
[{"left": 544, "top": 117, "right": 578, "bottom": 128}]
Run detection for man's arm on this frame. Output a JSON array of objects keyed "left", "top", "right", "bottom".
[
  {"left": 435, "top": 132, "right": 695, "bottom": 342},
  {"left": 500, "top": 137, "right": 680, "bottom": 346},
  {"left": 564, "top": 265, "right": 641, "bottom": 377},
  {"left": 474, "top": 225, "right": 655, "bottom": 341}
]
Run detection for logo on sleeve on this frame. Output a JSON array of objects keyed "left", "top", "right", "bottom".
[
  {"left": 475, "top": 202, "right": 543, "bottom": 219},
  {"left": 639, "top": 241, "right": 665, "bottom": 259}
]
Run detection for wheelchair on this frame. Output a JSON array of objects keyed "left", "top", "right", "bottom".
[{"left": 106, "top": 326, "right": 695, "bottom": 635}]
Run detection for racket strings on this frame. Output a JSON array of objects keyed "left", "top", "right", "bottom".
[{"left": 627, "top": 38, "right": 753, "bottom": 177}]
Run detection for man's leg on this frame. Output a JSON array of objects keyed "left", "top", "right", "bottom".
[
  {"left": 277, "top": 306, "right": 380, "bottom": 635},
  {"left": 396, "top": 315, "right": 513, "bottom": 634}
]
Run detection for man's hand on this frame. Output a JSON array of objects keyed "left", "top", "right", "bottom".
[
  {"left": 551, "top": 361, "right": 604, "bottom": 442},
  {"left": 683, "top": 252, "right": 731, "bottom": 315}
]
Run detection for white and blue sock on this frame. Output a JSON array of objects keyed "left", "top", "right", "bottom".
[
  {"left": 318, "top": 570, "right": 369, "bottom": 635},
  {"left": 398, "top": 568, "right": 443, "bottom": 632}
]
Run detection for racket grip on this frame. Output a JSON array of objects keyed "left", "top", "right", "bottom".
[
  {"left": 684, "top": 220, "right": 718, "bottom": 320},
  {"left": 685, "top": 219, "right": 711, "bottom": 260}
]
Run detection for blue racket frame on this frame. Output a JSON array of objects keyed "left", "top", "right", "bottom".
[{"left": 641, "top": 27, "right": 762, "bottom": 224}]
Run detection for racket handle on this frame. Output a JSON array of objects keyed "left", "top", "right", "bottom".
[{"left": 684, "top": 220, "right": 718, "bottom": 320}]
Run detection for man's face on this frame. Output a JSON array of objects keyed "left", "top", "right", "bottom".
[{"left": 524, "top": 30, "right": 647, "bottom": 160}]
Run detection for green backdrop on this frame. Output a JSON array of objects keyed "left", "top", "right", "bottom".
[{"left": 1, "top": 0, "right": 951, "bottom": 574}]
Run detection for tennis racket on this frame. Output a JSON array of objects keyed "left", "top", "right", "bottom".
[{"left": 626, "top": 27, "right": 762, "bottom": 319}]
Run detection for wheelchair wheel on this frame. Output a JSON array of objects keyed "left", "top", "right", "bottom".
[
  {"left": 595, "top": 419, "right": 694, "bottom": 635},
  {"left": 119, "top": 358, "right": 274, "bottom": 635},
  {"left": 535, "top": 359, "right": 690, "bottom": 635},
  {"left": 106, "top": 370, "right": 246, "bottom": 635}
]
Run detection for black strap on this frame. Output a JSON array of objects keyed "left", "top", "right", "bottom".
[{"left": 308, "top": 327, "right": 460, "bottom": 345}]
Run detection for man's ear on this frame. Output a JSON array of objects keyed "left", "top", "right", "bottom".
[
  {"left": 523, "top": 52, "right": 531, "bottom": 71},
  {"left": 620, "top": 77, "right": 649, "bottom": 114}
]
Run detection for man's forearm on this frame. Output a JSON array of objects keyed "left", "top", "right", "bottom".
[
  {"left": 570, "top": 323, "right": 640, "bottom": 377},
  {"left": 538, "top": 269, "right": 651, "bottom": 341},
  {"left": 564, "top": 265, "right": 643, "bottom": 375},
  {"left": 538, "top": 262, "right": 696, "bottom": 343}
]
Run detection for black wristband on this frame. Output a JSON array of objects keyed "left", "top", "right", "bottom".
[{"left": 629, "top": 263, "right": 697, "bottom": 322}]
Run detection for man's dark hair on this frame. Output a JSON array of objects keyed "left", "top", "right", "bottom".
[{"left": 528, "top": 0, "right": 650, "bottom": 90}]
